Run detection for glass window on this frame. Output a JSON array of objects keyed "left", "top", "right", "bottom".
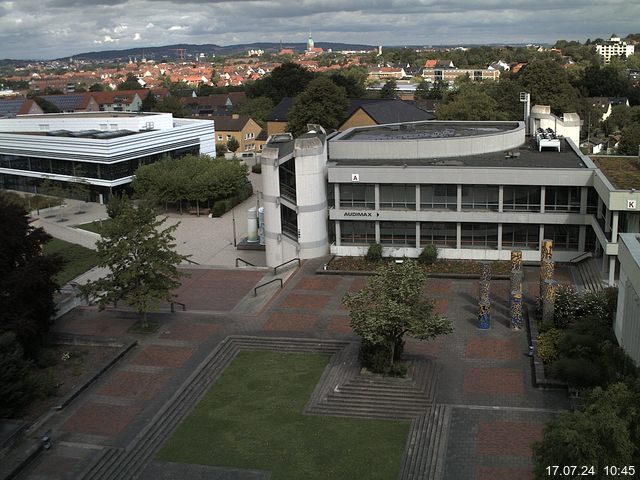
[
  {"left": 544, "top": 224, "right": 579, "bottom": 250},
  {"left": 587, "top": 188, "right": 598, "bottom": 214},
  {"left": 545, "top": 186, "right": 581, "bottom": 212},
  {"left": 502, "top": 223, "right": 539, "bottom": 249},
  {"left": 380, "top": 221, "right": 415, "bottom": 246},
  {"left": 281, "top": 205, "right": 298, "bottom": 240},
  {"left": 339, "top": 184, "right": 375, "bottom": 209},
  {"left": 340, "top": 221, "right": 375, "bottom": 245},
  {"left": 503, "top": 186, "right": 541, "bottom": 212},
  {"left": 420, "top": 222, "right": 457, "bottom": 247},
  {"left": 461, "top": 223, "right": 499, "bottom": 248},
  {"left": 461, "top": 185, "right": 499, "bottom": 211},
  {"left": 420, "top": 184, "right": 457, "bottom": 210},
  {"left": 379, "top": 184, "right": 415, "bottom": 209},
  {"left": 279, "top": 158, "right": 296, "bottom": 202}
]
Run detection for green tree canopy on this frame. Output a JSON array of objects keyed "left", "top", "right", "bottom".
[
  {"left": 236, "top": 96, "right": 273, "bottom": 128},
  {"left": 618, "top": 124, "right": 640, "bottom": 155},
  {"left": 517, "top": 58, "right": 580, "bottom": 114},
  {"left": 0, "top": 332, "right": 34, "bottom": 418},
  {"left": 436, "top": 84, "right": 508, "bottom": 120},
  {"left": 0, "top": 194, "right": 63, "bottom": 355},
  {"left": 343, "top": 260, "right": 454, "bottom": 367},
  {"left": 80, "top": 200, "right": 187, "bottom": 327},
  {"left": 226, "top": 136, "right": 240, "bottom": 153},
  {"left": 286, "top": 76, "right": 348, "bottom": 136},
  {"left": 118, "top": 72, "right": 144, "bottom": 90},
  {"left": 379, "top": 79, "right": 398, "bottom": 99},
  {"left": 246, "top": 62, "right": 315, "bottom": 104}
]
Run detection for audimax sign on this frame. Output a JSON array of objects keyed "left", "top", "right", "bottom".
[{"left": 343, "top": 211, "right": 380, "bottom": 217}]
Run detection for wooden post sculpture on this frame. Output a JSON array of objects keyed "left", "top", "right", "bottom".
[{"left": 478, "top": 263, "right": 491, "bottom": 329}]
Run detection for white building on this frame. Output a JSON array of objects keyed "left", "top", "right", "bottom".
[
  {"left": 0, "top": 111, "right": 215, "bottom": 203},
  {"left": 615, "top": 233, "right": 640, "bottom": 365},
  {"left": 596, "top": 36, "right": 635, "bottom": 64}
]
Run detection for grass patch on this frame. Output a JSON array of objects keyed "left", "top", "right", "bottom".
[
  {"left": 43, "top": 238, "right": 98, "bottom": 285},
  {"left": 329, "top": 256, "right": 511, "bottom": 275},
  {"left": 157, "top": 351, "right": 409, "bottom": 480},
  {"left": 76, "top": 218, "right": 112, "bottom": 234},
  {"left": 0, "top": 191, "right": 62, "bottom": 211},
  {"left": 593, "top": 156, "right": 640, "bottom": 190}
]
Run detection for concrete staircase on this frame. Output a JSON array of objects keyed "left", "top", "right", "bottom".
[{"left": 574, "top": 258, "right": 606, "bottom": 293}]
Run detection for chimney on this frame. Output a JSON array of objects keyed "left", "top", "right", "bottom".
[{"left": 232, "top": 113, "right": 239, "bottom": 119}]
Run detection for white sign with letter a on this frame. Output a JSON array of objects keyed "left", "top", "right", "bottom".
[{"left": 351, "top": 173, "right": 360, "bottom": 182}]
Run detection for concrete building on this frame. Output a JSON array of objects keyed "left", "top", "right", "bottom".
[
  {"left": 596, "top": 36, "right": 635, "bottom": 64},
  {"left": 0, "top": 111, "right": 215, "bottom": 203},
  {"left": 421, "top": 66, "right": 500, "bottom": 84},
  {"left": 615, "top": 233, "right": 640, "bottom": 365},
  {"left": 258, "top": 110, "right": 640, "bottom": 285}
]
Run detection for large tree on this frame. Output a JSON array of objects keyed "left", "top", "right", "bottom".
[
  {"left": 245, "top": 62, "right": 315, "bottom": 104},
  {"left": 618, "top": 124, "right": 640, "bottom": 156},
  {"left": 517, "top": 58, "right": 580, "bottom": 115},
  {"left": 343, "top": 260, "right": 453, "bottom": 371},
  {"left": 286, "top": 77, "right": 348, "bottom": 136},
  {"left": 0, "top": 194, "right": 63, "bottom": 355},
  {"left": 80, "top": 200, "right": 188, "bottom": 328},
  {"left": 436, "top": 84, "right": 508, "bottom": 121}
]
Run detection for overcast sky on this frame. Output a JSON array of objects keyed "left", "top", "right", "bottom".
[{"left": 1, "top": 0, "right": 638, "bottom": 60}]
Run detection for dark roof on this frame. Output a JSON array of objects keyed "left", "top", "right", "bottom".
[
  {"left": 266, "top": 97, "right": 294, "bottom": 122},
  {"left": 0, "top": 98, "right": 28, "bottom": 116},
  {"left": 345, "top": 98, "right": 435, "bottom": 124},
  {"left": 266, "top": 97, "right": 435, "bottom": 125},
  {"left": 40, "top": 93, "right": 90, "bottom": 111},
  {"left": 211, "top": 115, "right": 250, "bottom": 131}
]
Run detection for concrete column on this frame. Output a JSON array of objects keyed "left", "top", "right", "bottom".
[
  {"left": 539, "top": 225, "right": 545, "bottom": 256},
  {"left": 612, "top": 211, "right": 619, "bottom": 243},
  {"left": 498, "top": 185, "right": 504, "bottom": 213},
  {"left": 375, "top": 221, "right": 380, "bottom": 244},
  {"left": 457, "top": 184, "right": 462, "bottom": 212},
  {"left": 334, "top": 183, "right": 340, "bottom": 208},
  {"left": 580, "top": 186, "right": 588, "bottom": 215},
  {"left": 609, "top": 256, "right": 616, "bottom": 286},
  {"left": 415, "top": 184, "right": 420, "bottom": 212},
  {"left": 540, "top": 186, "right": 546, "bottom": 213},
  {"left": 335, "top": 220, "right": 341, "bottom": 247},
  {"left": 456, "top": 222, "right": 462, "bottom": 249},
  {"left": 597, "top": 196, "right": 603, "bottom": 220},
  {"left": 374, "top": 184, "right": 380, "bottom": 210},
  {"left": 578, "top": 225, "right": 586, "bottom": 252},
  {"left": 605, "top": 207, "right": 611, "bottom": 233},
  {"left": 497, "top": 223, "right": 503, "bottom": 250},
  {"left": 415, "top": 222, "right": 420, "bottom": 249}
]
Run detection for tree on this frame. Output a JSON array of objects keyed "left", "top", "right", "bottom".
[
  {"left": 343, "top": 260, "right": 453, "bottom": 371},
  {"left": 226, "top": 136, "right": 240, "bottom": 153},
  {"left": 0, "top": 194, "right": 63, "bottom": 355},
  {"left": 0, "top": 332, "right": 34, "bottom": 418},
  {"left": 618, "top": 124, "right": 640, "bottom": 155},
  {"left": 154, "top": 95, "right": 186, "bottom": 117},
  {"left": 286, "top": 76, "right": 348, "bottom": 136},
  {"left": 140, "top": 90, "right": 157, "bottom": 111},
  {"left": 328, "top": 71, "right": 366, "bottom": 97},
  {"left": 517, "top": 58, "right": 579, "bottom": 115},
  {"left": 245, "top": 62, "right": 315, "bottom": 104},
  {"left": 89, "top": 82, "right": 108, "bottom": 92},
  {"left": 118, "top": 73, "right": 144, "bottom": 90},
  {"left": 380, "top": 79, "right": 398, "bottom": 99},
  {"left": 436, "top": 84, "right": 507, "bottom": 121},
  {"left": 80, "top": 199, "right": 188, "bottom": 328},
  {"left": 236, "top": 96, "right": 273, "bottom": 128}
]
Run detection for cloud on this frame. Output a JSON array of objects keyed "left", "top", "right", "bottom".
[{"left": 1, "top": 0, "right": 639, "bottom": 59}]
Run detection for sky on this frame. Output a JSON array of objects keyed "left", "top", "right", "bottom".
[{"left": 0, "top": 0, "right": 638, "bottom": 60}]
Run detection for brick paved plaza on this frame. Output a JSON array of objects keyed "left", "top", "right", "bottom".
[{"left": 18, "top": 261, "right": 569, "bottom": 480}]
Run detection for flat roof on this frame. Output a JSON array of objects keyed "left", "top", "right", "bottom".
[
  {"left": 592, "top": 157, "right": 640, "bottom": 190},
  {"left": 12, "top": 111, "right": 160, "bottom": 119},
  {"left": 339, "top": 121, "right": 519, "bottom": 141},
  {"left": 329, "top": 137, "right": 588, "bottom": 169}
]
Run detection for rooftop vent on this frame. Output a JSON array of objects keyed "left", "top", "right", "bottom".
[
  {"left": 536, "top": 127, "right": 561, "bottom": 152},
  {"left": 268, "top": 133, "right": 294, "bottom": 143}
]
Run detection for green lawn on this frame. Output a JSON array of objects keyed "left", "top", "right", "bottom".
[
  {"left": 43, "top": 238, "right": 98, "bottom": 285},
  {"left": 75, "top": 218, "right": 112, "bottom": 234},
  {"left": 157, "top": 351, "right": 410, "bottom": 480}
]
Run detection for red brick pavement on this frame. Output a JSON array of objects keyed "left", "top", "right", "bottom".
[
  {"left": 424, "top": 279, "right": 452, "bottom": 295},
  {"left": 463, "top": 367, "right": 524, "bottom": 395},
  {"left": 326, "top": 315, "right": 353, "bottom": 334},
  {"left": 295, "top": 276, "right": 342, "bottom": 292},
  {"left": 52, "top": 310, "right": 136, "bottom": 337},
  {"left": 348, "top": 278, "right": 368, "bottom": 292},
  {"left": 30, "top": 455, "right": 81, "bottom": 476},
  {"left": 435, "top": 298, "right": 449, "bottom": 315},
  {"left": 281, "top": 293, "right": 331, "bottom": 310},
  {"left": 97, "top": 371, "right": 172, "bottom": 400},
  {"left": 61, "top": 403, "right": 141, "bottom": 437},
  {"left": 159, "top": 322, "right": 218, "bottom": 342},
  {"left": 173, "top": 269, "right": 264, "bottom": 311},
  {"left": 465, "top": 338, "right": 519, "bottom": 360},
  {"left": 404, "top": 338, "right": 440, "bottom": 357},
  {"left": 476, "top": 466, "right": 534, "bottom": 480},
  {"left": 130, "top": 345, "right": 195, "bottom": 368},
  {"left": 263, "top": 312, "right": 319, "bottom": 331},
  {"left": 476, "top": 421, "right": 545, "bottom": 457}
]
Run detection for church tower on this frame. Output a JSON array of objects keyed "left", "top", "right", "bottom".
[{"left": 307, "top": 32, "right": 314, "bottom": 52}]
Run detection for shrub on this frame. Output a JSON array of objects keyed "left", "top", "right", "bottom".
[
  {"left": 251, "top": 163, "right": 262, "bottom": 174},
  {"left": 211, "top": 200, "right": 226, "bottom": 217},
  {"left": 365, "top": 243, "right": 383, "bottom": 262},
  {"left": 549, "top": 357, "right": 604, "bottom": 388},
  {"left": 553, "top": 285, "right": 580, "bottom": 328},
  {"left": 418, "top": 245, "right": 438, "bottom": 265},
  {"left": 358, "top": 340, "right": 407, "bottom": 376},
  {"left": 537, "top": 328, "right": 564, "bottom": 364},
  {"left": 0, "top": 332, "right": 35, "bottom": 418}
]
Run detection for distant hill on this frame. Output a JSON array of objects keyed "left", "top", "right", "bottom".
[{"left": 59, "top": 42, "right": 377, "bottom": 62}]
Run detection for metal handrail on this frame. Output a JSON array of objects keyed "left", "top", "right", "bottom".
[
  {"left": 568, "top": 251, "right": 593, "bottom": 264},
  {"left": 235, "top": 258, "right": 256, "bottom": 267},
  {"left": 254, "top": 278, "right": 283, "bottom": 296},
  {"left": 183, "top": 257, "right": 200, "bottom": 265},
  {"left": 273, "top": 257, "right": 300, "bottom": 275}
]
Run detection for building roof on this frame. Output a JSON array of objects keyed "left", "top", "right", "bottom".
[
  {"left": 266, "top": 97, "right": 435, "bottom": 124},
  {"left": 0, "top": 98, "right": 38, "bottom": 117},
  {"left": 40, "top": 93, "right": 93, "bottom": 111},
  {"left": 210, "top": 115, "right": 251, "bottom": 131}
]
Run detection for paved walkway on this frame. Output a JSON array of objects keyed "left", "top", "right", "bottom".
[{"left": 15, "top": 261, "right": 569, "bottom": 480}]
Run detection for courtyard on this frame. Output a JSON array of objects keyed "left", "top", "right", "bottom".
[{"left": 12, "top": 259, "right": 570, "bottom": 480}]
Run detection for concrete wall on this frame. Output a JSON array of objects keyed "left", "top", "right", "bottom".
[
  {"left": 615, "top": 233, "right": 640, "bottom": 365},
  {"left": 3, "top": 112, "right": 174, "bottom": 132},
  {"left": 529, "top": 106, "right": 581, "bottom": 147}
]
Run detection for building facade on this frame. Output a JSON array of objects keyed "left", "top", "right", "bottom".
[
  {"left": 0, "top": 112, "right": 215, "bottom": 203},
  {"left": 259, "top": 114, "right": 640, "bottom": 284},
  {"left": 615, "top": 234, "right": 640, "bottom": 365},
  {"left": 596, "top": 36, "right": 635, "bottom": 64}
]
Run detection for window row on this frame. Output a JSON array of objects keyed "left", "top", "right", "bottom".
[
  {"left": 339, "top": 221, "right": 582, "bottom": 250},
  {"left": 337, "top": 184, "right": 594, "bottom": 213}
]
